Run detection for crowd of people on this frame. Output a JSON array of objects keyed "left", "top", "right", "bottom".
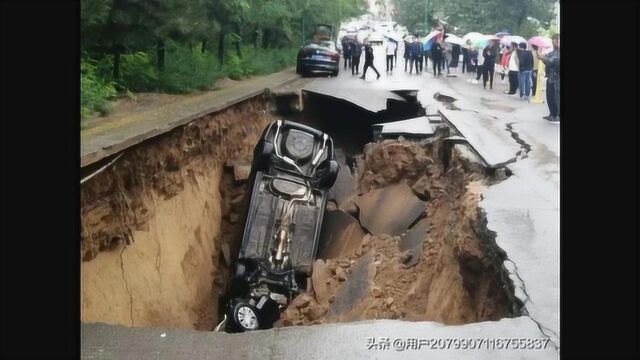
[{"left": 340, "top": 32, "right": 560, "bottom": 124}]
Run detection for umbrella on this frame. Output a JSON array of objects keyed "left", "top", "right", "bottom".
[
  {"left": 444, "top": 34, "right": 466, "bottom": 46},
  {"left": 494, "top": 32, "right": 510, "bottom": 38},
  {"left": 384, "top": 32, "right": 403, "bottom": 42},
  {"left": 529, "top": 36, "right": 552, "bottom": 48},
  {"left": 501, "top": 35, "right": 527, "bottom": 46},
  {"left": 462, "top": 32, "right": 484, "bottom": 44},
  {"left": 423, "top": 30, "right": 443, "bottom": 45},
  {"left": 471, "top": 35, "right": 498, "bottom": 49}
]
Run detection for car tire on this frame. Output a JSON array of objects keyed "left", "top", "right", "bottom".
[
  {"left": 331, "top": 69, "right": 339, "bottom": 77},
  {"left": 231, "top": 302, "right": 260, "bottom": 332},
  {"left": 296, "top": 61, "right": 301, "bottom": 74}
]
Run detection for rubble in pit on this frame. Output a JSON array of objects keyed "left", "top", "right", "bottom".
[{"left": 277, "top": 128, "right": 523, "bottom": 327}]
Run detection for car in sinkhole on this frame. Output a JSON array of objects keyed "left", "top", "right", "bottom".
[{"left": 217, "top": 120, "right": 339, "bottom": 332}]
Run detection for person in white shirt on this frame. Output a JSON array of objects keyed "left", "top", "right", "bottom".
[
  {"left": 386, "top": 40, "right": 397, "bottom": 72},
  {"left": 506, "top": 42, "right": 519, "bottom": 94}
]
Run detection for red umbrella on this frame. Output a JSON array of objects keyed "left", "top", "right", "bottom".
[{"left": 529, "top": 36, "right": 552, "bottom": 48}]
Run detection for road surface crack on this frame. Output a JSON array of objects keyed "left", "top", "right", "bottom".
[{"left": 505, "top": 122, "right": 532, "bottom": 162}]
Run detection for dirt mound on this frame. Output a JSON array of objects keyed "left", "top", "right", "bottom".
[{"left": 277, "top": 136, "right": 522, "bottom": 327}]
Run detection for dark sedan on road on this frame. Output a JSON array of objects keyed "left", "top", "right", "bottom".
[{"left": 296, "top": 41, "right": 340, "bottom": 77}]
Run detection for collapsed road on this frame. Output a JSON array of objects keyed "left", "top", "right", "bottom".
[{"left": 81, "top": 56, "right": 559, "bottom": 359}]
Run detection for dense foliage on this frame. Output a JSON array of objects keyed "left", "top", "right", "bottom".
[
  {"left": 393, "top": 0, "right": 557, "bottom": 37},
  {"left": 80, "top": 0, "right": 366, "bottom": 119}
]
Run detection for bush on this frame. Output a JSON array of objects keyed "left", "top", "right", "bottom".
[
  {"left": 156, "top": 41, "right": 224, "bottom": 93},
  {"left": 120, "top": 51, "right": 158, "bottom": 92},
  {"left": 80, "top": 58, "right": 116, "bottom": 120}
]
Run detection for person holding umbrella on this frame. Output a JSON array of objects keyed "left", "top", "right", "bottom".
[
  {"left": 360, "top": 40, "right": 381, "bottom": 80},
  {"left": 481, "top": 39, "right": 499, "bottom": 89},
  {"left": 431, "top": 38, "right": 443, "bottom": 76},
  {"left": 537, "top": 33, "right": 560, "bottom": 124}
]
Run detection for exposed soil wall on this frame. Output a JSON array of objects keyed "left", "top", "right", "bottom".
[{"left": 80, "top": 96, "right": 271, "bottom": 330}]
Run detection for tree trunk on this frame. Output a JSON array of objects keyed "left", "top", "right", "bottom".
[
  {"left": 156, "top": 39, "right": 165, "bottom": 72},
  {"left": 201, "top": 40, "right": 207, "bottom": 54},
  {"left": 113, "top": 47, "right": 121, "bottom": 79},
  {"left": 235, "top": 23, "right": 242, "bottom": 58},
  {"left": 218, "top": 31, "right": 225, "bottom": 66},
  {"left": 263, "top": 29, "right": 270, "bottom": 49}
]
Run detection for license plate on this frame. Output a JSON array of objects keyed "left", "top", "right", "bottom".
[{"left": 310, "top": 55, "right": 329, "bottom": 60}]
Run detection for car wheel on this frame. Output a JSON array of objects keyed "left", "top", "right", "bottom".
[
  {"left": 232, "top": 302, "right": 260, "bottom": 332},
  {"left": 331, "top": 69, "right": 339, "bottom": 77},
  {"left": 296, "top": 61, "right": 301, "bottom": 74}
]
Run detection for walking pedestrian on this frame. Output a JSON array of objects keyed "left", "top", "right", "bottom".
[
  {"left": 537, "top": 34, "right": 560, "bottom": 123},
  {"left": 351, "top": 41, "right": 362, "bottom": 75},
  {"left": 403, "top": 36, "right": 411, "bottom": 71},
  {"left": 360, "top": 41, "right": 381, "bottom": 80},
  {"left": 386, "top": 40, "right": 397, "bottom": 72},
  {"left": 516, "top": 42, "right": 534, "bottom": 100},
  {"left": 506, "top": 42, "right": 519, "bottom": 94},
  {"left": 432, "top": 39, "right": 443, "bottom": 75},
  {"left": 481, "top": 40, "right": 498, "bottom": 89}
]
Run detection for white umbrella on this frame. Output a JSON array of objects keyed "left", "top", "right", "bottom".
[
  {"left": 384, "top": 32, "right": 403, "bottom": 42},
  {"left": 444, "top": 35, "right": 465, "bottom": 46},
  {"left": 462, "top": 32, "right": 484, "bottom": 44}
]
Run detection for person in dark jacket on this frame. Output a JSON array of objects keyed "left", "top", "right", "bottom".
[
  {"left": 537, "top": 34, "right": 560, "bottom": 123},
  {"left": 481, "top": 40, "right": 498, "bottom": 89},
  {"left": 431, "top": 39, "right": 443, "bottom": 75},
  {"left": 409, "top": 37, "right": 421, "bottom": 74},
  {"left": 342, "top": 38, "right": 352, "bottom": 70},
  {"left": 516, "top": 42, "right": 534, "bottom": 99},
  {"left": 403, "top": 37, "right": 411, "bottom": 71},
  {"left": 461, "top": 46, "right": 469, "bottom": 73},
  {"left": 360, "top": 41, "right": 381, "bottom": 80},
  {"left": 351, "top": 42, "right": 362, "bottom": 75}
]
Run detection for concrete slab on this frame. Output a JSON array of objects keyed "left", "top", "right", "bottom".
[
  {"left": 438, "top": 108, "right": 521, "bottom": 168},
  {"left": 81, "top": 317, "right": 558, "bottom": 359},
  {"left": 373, "top": 116, "right": 434, "bottom": 137},
  {"left": 303, "top": 81, "right": 406, "bottom": 113}
]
